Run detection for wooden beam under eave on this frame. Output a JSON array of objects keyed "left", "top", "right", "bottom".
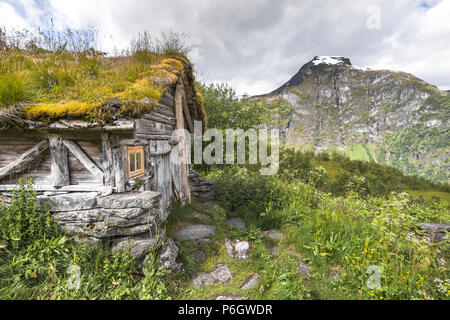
[
  {"left": 175, "top": 80, "right": 191, "bottom": 204},
  {"left": 0, "top": 140, "right": 49, "bottom": 180},
  {"left": 48, "top": 134, "right": 70, "bottom": 187}
]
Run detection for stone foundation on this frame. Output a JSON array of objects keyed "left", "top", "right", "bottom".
[{"left": 36, "top": 190, "right": 181, "bottom": 270}]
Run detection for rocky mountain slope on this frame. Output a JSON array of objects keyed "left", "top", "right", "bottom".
[{"left": 254, "top": 56, "right": 449, "bottom": 183}]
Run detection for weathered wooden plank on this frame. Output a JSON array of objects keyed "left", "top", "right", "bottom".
[
  {"left": 112, "top": 146, "right": 125, "bottom": 193},
  {"left": 118, "top": 139, "right": 148, "bottom": 146},
  {"left": 136, "top": 118, "right": 175, "bottom": 131},
  {"left": 103, "top": 120, "right": 135, "bottom": 132},
  {"left": 63, "top": 140, "right": 104, "bottom": 181},
  {"left": 135, "top": 127, "right": 174, "bottom": 136},
  {"left": 152, "top": 140, "right": 173, "bottom": 218},
  {"left": 175, "top": 80, "right": 191, "bottom": 204},
  {"left": 135, "top": 134, "right": 171, "bottom": 141},
  {"left": 143, "top": 112, "right": 176, "bottom": 126},
  {"left": 48, "top": 135, "right": 70, "bottom": 187},
  {"left": 169, "top": 145, "right": 184, "bottom": 202},
  {"left": 160, "top": 91, "right": 175, "bottom": 109},
  {"left": 155, "top": 104, "right": 176, "bottom": 117},
  {"left": 0, "top": 140, "right": 49, "bottom": 180},
  {"left": 102, "top": 133, "right": 115, "bottom": 187}
]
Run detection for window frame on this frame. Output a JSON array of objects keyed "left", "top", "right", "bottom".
[{"left": 127, "top": 146, "right": 145, "bottom": 179}]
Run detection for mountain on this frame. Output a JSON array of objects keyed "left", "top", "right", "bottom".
[{"left": 254, "top": 56, "right": 449, "bottom": 183}]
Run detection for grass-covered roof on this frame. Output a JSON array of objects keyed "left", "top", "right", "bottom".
[{"left": 0, "top": 28, "right": 205, "bottom": 128}]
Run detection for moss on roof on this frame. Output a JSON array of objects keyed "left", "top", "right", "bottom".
[{"left": 0, "top": 49, "right": 204, "bottom": 125}]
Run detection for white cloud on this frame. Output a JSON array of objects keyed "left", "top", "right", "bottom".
[
  {"left": 1, "top": 0, "right": 449, "bottom": 94},
  {"left": 0, "top": 1, "right": 29, "bottom": 29}
]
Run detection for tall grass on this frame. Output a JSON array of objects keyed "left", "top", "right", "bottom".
[{"left": 0, "top": 74, "right": 30, "bottom": 107}]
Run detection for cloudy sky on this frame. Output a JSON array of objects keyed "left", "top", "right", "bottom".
[{"left": 1, "top": 0, "right": 449, "bottom": 95}]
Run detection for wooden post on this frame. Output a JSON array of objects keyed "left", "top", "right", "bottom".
[
  {"left": 112, "top": 146, "right": 126, "bottom": 193},
  {"left": 175, "top": 80, "right": 191, "bottom": 204},
  {"left": 48, "top": 134, "right": 70, "bottom": 187},
  {"left": 102, "top": 133, "right": 115, "bottom": 187}
]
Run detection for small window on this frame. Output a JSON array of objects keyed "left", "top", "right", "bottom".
[{"left": 128, "top": 146, "right": 145, "bottom": 178}]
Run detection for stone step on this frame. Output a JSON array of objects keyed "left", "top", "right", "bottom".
[{"left": 172, "top": 223, "right": 216, "bottom": 241}]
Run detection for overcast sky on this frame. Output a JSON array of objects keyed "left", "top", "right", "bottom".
[{"left": 1, "top": 0, "right": 449, "bottom": 95}]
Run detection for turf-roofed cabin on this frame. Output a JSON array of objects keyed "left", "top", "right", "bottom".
[{"left": 0, "top": 55, "right": 206, "bottom": 257}]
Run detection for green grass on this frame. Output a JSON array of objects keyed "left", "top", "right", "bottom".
[{"left": 344, "top": 144, "right": 373, "bottom": 162}]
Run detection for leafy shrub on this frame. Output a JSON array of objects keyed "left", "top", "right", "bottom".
[
  {"left": 0, "top": 179, "right": 57, "bottom": 252},
  {"left": 213, "top": 167, "right": 274, "bottom": 217}
]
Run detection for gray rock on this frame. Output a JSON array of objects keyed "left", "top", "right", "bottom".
[
  {"left": 202, "top": 201, "right": 219, "bottom": 212},
  {"left": 198, "top": 190, "right": 215, "bottom": 199},
  {"left": 240, "top": 274, "right": 261, "bottom": 290},
  {"left": 298, "top": 262, "right": 313, "bottom": 275},
  {"left": 112, "top": 237, "right": 162, "bottom": 260},
  {"left": 54, "top": 207, "right": 159, "bottom": 238},
  {"left": 192, "top": 212, "right": 209, "bottom": 221},
  {"left": 192, "top": 263, "right": 233, "bottom": 287},
  {"left": 263, "top": 230, "right": 283, "bottom": 240},
  {"left": 225, "top": 238, "right": 251, "bottom": 260},
  {"left": 173, "top": 224, "right": 216, "bottom": 241},
  {"left": 267, "top": 243, "right": 278, "bottom": 255},
  {"left": 419, "top": 223, "right": 450, "bottom": 242},
  {"left": 227, "top": 217, "right": 246, "bottom": 230},
  {"left": 157, "top": 240, "right": 184, "bottom": 274},
  {"left": 216, "top": 295, "right": 248, "bottom": 300},
  {"left": 37, "top": 192, "right": 99, "bottom": 212},
  {"left": 98, "top": 191, "right": 161, "bottom": 209},
  {"left": 193, "top": 250, "right": 206, "bottom": 262}
]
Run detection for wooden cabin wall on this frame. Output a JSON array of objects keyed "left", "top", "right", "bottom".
[
  {"left": 0, "top": 137, "right": 51, "bottom": 184},
  {"left": 131, "top": 84, "right": 188, "bottom": 210},
  {"left": 67, "top": 140, "right": 103, "bottom": 185},
  {"left": 0, "top": 131, "right": 103, "bottom": 187}
]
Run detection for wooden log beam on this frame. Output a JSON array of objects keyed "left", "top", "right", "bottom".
[
  {"left": 0, "top": 140, "right": 49, "bottom": 180},
  {"left": 175, "top": 80, "right": 191, "bottom": 204},
  {"left": 182, "top": 94, "right": 194, "bottom": 133},
  {"left": 48, "top": 134, "right": 70, "bottom": 187},
  {"left": 62, "top": 139, "right": 104, "bottom": 181},
  {"left": 143, "top": 112, "right": 176, "bottom": 126},
  {"left": 155, "top": 104, "right": 176, "bottom": 117}
]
